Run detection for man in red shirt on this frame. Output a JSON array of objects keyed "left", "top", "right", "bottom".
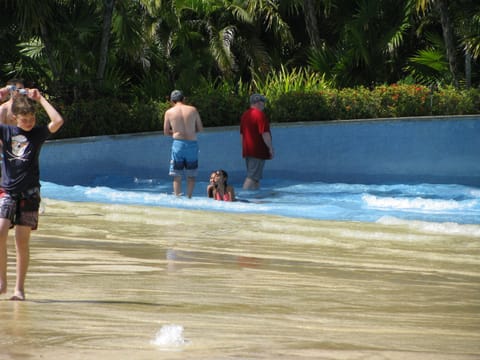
[{"left": 240, "top": 94, "right": 274, "bottom": 190}]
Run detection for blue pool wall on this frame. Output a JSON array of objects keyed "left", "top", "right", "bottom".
[{"left": 40, "top": 115, "right": 480, "bottom": 187}]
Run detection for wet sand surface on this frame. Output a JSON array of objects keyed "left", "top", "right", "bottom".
[{"left": 1, "top": 199, "right": 479, "bottom": 359}]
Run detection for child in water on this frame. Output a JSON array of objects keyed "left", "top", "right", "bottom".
[
  {"left": 207, "top": 171, "right": 216, "bottom": 198},
  {"left": 212, "top": 169, "right": 235, "bottom": 202}
]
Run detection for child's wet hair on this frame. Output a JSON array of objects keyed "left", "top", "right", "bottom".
[
  {"left": 215, "top": 169, "right": 228, "bottom": 178},
  {"left": 12, "top": 96, "right": 37, "bottom": 116},
  {"left": 215, "top": 169, "right": 229, "bottom": 187}
]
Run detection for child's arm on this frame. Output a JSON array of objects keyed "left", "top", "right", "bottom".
[
  {"left": 163, "top": 111, "right": 173, "bottom": 136},
  {"left": 29, "top": 89, "right": 64, "bottom": 133},
  {"left": 229, "top": 186, "right": 236, "bottom": 201},
  {"left": 0, "top": 86, "right": 10, "bottom": 102},
  {"left": 207, "top": 184, "right": 214, "bottom": 198}
]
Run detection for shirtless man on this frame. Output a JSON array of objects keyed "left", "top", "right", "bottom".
[
  {"left": 0, "top": 79, "right": 25, "bottom": 125},
  {"left": 163, "top": 90, "right": 203, "bottom": 198}
]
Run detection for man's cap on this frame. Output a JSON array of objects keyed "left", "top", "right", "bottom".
[
  {"left": 250, "top": 93, "right": 267, "bottom": 104},
  {"left": 170, "top": 90, "right": 184, "bottom": 102}
]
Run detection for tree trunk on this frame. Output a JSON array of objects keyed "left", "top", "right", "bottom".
[
  {"left": 303, "top": 0, "right": 322, "bottom": 48},
  {"left": 434, "top": 0, "right": 458, "bottom": 87},
  {"left": 465, "top": 51, "right": 471, "bottom": 89},
  {"left": 96, "top": 0, "right": 115, "bottom": 83},
  {"left": 39, "top": 23, "right": 60, "bottom": 81}
]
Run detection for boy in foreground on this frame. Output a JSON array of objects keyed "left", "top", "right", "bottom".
[{"left": 0, "top": 86, "right": 64, "bottom": 301}]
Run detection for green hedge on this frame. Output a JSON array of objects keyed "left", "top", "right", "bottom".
[
  {"left": 42, "top": 84, "right": 480, "bottom": 139},
  {"left": 269, "top": 92, "right": 334, "bottom": 122},
  {"left": 43, "top": 99, "right": 168, "bottom": 139},
  {"left": 189, "top": 84, "right": 245, "bottom": 127}
]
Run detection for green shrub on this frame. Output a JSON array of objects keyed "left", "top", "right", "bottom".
[
  {"left": 129, "top": 100, "right": 166, "bottom": 133},
  {"left": 56, "top": 98, "right": 132, "bottom": 138},
  {"left": 269, "top": 91, "right": 334, "bottom": 122},
  {"left": 431, "top": 86, "right": 479, "bottom": 115},
  {"left": 187, "top": 82, "right": 247, "bottom": 127},
  {"left": 252, "top": 65, "right": 331, "bottom": 100},
  {"left": 44, "top": 77, "right": 480, "bottom": 140},
  {"left": 373, "top": 84, "right": 431, "bottom": 117},
  {"left": 333, "top": 87, "right": 381, "bottom": 120}
]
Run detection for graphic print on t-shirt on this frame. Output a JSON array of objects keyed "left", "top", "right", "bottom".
[{"left": 7, "top": 134, "right": 30, "bottom": 162}]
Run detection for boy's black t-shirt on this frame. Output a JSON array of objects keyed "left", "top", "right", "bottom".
[{"left": 0, "top": 125, "right": 50, "bottom": 193}]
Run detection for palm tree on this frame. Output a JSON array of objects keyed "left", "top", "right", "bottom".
[
  {"left": 307, "top": 0, "right": 414, "bottom": 87},
  {"left": 6, "top": 0, "right": 62, "bottom": 82},
  {"left": 96, "top": 0, "right": 116, "bottom": 84},
  {"left": 460, "top": 6, "right": 480, "bottom": 60},
  {"left": 302, "top": 0, "right": 322, "bottom": 48},
  {"left": 455, "top": 1, "right": 480, "bottom": 87},
  {"left": 137, "top": 0, "right": 294, "bottom": 89},
  {"left": 412, "top": 0, "right": 480, "bottom": 87},
  {"left": 415, "top": 0, "right": 458, "bottom": 86}
]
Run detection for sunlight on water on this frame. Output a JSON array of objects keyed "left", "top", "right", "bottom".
[
  {"left": 363, "top": 194, "right": 475, "bottom": 211},
  {"left": 40, "top": 177, "right": 480, "bottom": 225},
  {"left": 377, "top": 216, "right": 480, "bottom": 237},
  {"left": 151, "top": 324, "right": 187, "bottom": 348}
]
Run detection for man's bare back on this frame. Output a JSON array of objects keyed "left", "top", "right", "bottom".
[
  {"left": 164, "top": 103, "right": 203, "bottom": 140},
  {"left": 0, "top": 80, "right": 26, "bottom": 126},
  {"left": 164, "top": 90, "right": 204, "bottom": 198},
  {"left": 0, "top": 100, "right": 17, "bottom": 125}
]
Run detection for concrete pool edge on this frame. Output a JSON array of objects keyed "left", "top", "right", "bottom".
[{"left": 40, "top": 115, "right": 480, "bottom": 187}]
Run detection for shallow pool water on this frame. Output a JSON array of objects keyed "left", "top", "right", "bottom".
[
  {"left": 2, "top": 200, "right": 479, "bottom": 360},
  {"left": 40, "top": 176, "right": 480, "bottom": 225},
  {"left": 3, "top": 173, "right": 480, "bottom": 359}
]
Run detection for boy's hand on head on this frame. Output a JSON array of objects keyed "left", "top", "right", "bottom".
[
  {"left": 0, "top": 86, "right": 9, "bottom": 100},
  {"left": 27, "top": 88, "right": 41, "bottom": 101}
]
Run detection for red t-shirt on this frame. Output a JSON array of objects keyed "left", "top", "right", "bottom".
[{"left": 240, "top": 108, "right": 271, "bottom": 159}]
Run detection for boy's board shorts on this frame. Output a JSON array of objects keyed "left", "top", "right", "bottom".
[
  {"left": 169, "top": 139, "right": 199, "bottom": 178},
  {"left": 0, "top": 187, "right": 40, "bottom": 230},
  {"left": 245, "top": 157, "right": 266, "bottom": 182}
]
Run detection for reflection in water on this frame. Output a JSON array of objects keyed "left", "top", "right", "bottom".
[
  {"left": 0, "top": 199, "right": 479, "bottom": 360},
  {"left": 166, "top": 248, "right": 262, "bottom": 272}
]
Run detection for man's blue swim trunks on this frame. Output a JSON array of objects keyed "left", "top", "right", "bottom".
[{"left": 169, "top": 139, "right": 199, "bottom": 177}]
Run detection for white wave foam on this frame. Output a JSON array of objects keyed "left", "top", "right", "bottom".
[
  {"left": 363, "top": 194, "right": 476, "bottom": 211},
  {"left": 470, "top": 188, "right": 480, "bottom": 197},
  {"left": 377, "top": 216, "right": 480, "bottom": 237},
  {"left": 151, "top": 324, "right": 187, "bottom": 348},
  {"left": 84, "top": 186, "right": 269, "bottom": 213},
  {"left": 41, "top": 181, "right": 479, "bottom": 225}
]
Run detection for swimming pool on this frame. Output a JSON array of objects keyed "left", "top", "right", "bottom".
[
  {"left": 39, "top": 117, "right": 480, "bottom": 228},
  {"left": 40, "top": 176, "right": 480, "bottom": 227},
  {"left": 19, "top": 118, "right": 480, "bottom": 360}
]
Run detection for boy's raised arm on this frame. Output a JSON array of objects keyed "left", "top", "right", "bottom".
[{"left": 29, "top": 89, "right": 64, "bottom": 133}]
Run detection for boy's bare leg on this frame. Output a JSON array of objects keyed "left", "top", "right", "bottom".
[
  {"left": 0, "top": 243, "right": 6, "bottom": 294},
  {"left": 186, "top": 176, "right": 195, "bottom": 199},
  {"left": 11, "top": 225, "right": 30, "bottom": 301},
  {"left": 0, "top": 219, "right": 10, "bottom": 294},
  {"left": 173, "top": 176, "right": 182, "bottom": 196}
]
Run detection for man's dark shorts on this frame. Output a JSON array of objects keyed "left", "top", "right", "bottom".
[
  {"left": 0, "top": 188, "right": 40, "bottom": 230},
  {"left": 245, "top": 157, "right": 266, "bottom": 182}
]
